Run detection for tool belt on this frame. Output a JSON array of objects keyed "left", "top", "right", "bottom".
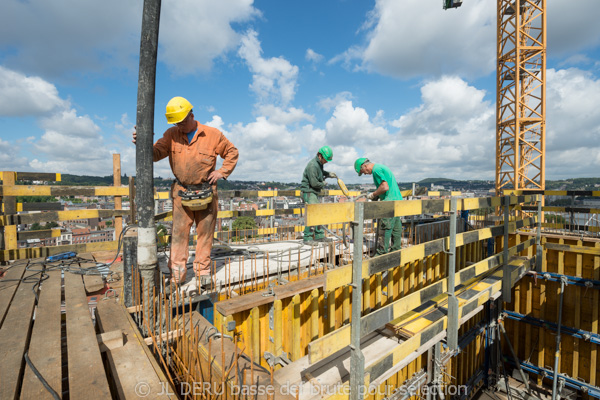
[{"left": 176, "top": 180, "right": 214, "bottom": 211}]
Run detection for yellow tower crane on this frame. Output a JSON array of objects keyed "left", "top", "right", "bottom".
[{"left": 445, "top": 0, "right": 546, "bottom": 194}]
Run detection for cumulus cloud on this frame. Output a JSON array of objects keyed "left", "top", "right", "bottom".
[
  {"left": 357, "top": 76, "right": 495, "bottom": 182},
  {"left": 0, "top": 66, "right": 67, "bottom": 116},
  {"left": 335, "top": 0, "right": 495, "bottom": 79},
  {"left": 159, "top": 0, "right": 260, "bottom": 75},
  {"left": 545, "top": 68, "right": 600, "bottom": 178},
  {"left": 0, "top": 0, "right": 260, "bottom": 79},
  {"left": 335, "top": 0, "right": 600, "bottom": 81},
  {"left": 325, "top": 100, "right": 390, "bottom": 147},
  {"left": 238, "top": 30, "right": 299, "bottom": 107},
  {"left": 0, "top": 0, "right": 141, "bottom": 78}
]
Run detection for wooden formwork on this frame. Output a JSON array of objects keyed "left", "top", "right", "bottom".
[
  {"left": 504, "top": 233, "right": 600, "bottom": 388},
  {"left": 213, "top": 237, "right": 489, "bottom": 399}
]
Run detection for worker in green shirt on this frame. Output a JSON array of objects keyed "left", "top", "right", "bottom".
[
  {"left": 300, "top": 146, "right": 337, "bottom": 244},
  {"left": 354, "top": 157, "right": 403, "bottom": 255}
]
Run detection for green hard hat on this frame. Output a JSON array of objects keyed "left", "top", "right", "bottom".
[
  {"left": 318, "top": 146, "right": 333, "bottom": 162},
  {"left": 354, "top": 157, "right": 369, "bottom": 175}
]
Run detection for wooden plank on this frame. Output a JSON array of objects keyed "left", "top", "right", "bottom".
[
  {"left": 215, "top": 275, "right": 325, "bottom": 317},
  {"left": 0, "top": 260, "right": 41, "bottom": 400},
  {"left": 21, "top": 270, "right": 62, "bottom": 400},
  {"left": 64, "top": 272, "right": 111, "bottom": 398},
  {"left": 0, "top": 261, "right": 27, "bottom": 328},
  {"left": 96, "top": 298, "right": 177, "bottom": 399}
]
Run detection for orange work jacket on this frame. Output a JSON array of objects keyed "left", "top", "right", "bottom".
[{"left": 153, "top": 121, "right": 239, "bottom": 186}]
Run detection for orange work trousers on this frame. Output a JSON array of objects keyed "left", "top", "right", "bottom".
[{"left": 169, "top": 183, "right": 218, "bottom": 283}]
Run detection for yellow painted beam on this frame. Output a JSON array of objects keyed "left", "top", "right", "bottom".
[
  {"left": 0, "top": 240, "right": 119, "bottom": 261},
  {"left": 310, "top": 238, "right": 535, "bottom": 363},
  {"left": 325, "top": 217, "right": 536, "bottom": 291},
  {"left": 154, "top": 191, "right": 170, "bottom": 200},
  {"left": 1, "top": 185, "right": 129, "bottom": 197}
]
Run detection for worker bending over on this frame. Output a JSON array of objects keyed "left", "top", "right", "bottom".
[
  {"left": 300, "top": 146, "right": 338, "bottom": 245},
  {"left": 354, "top": 158, "right": 403, "bottom": 255},
  {"left": 133, "top": 96, "right": 238, "bottom": 289}
]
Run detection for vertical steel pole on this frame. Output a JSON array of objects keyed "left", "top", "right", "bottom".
[
  {"left": 447, "top": 197, "right": 459, "bottom": 351},
  {"left": 350, "top": 201, "right": 365, "bottom": 400},
  {"left": 536, "top": 194, "right": 542, "bottom": 271},
  {"left": 503, "top": 195, "right": 511, "bottom": 303},
  {"left": 552, "top": 277, "right": 567, "bottom": 400}
]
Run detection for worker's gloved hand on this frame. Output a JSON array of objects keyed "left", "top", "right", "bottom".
[
  {"left": 367, "top": 192, "right": 376, "bottom": 201},
  {"left": 329, "top": 172, "right": 338, "bottom": 179}
]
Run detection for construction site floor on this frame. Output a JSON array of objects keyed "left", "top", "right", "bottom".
[{"left": 0, "top": 252, "right": 175, "bottom": 399}]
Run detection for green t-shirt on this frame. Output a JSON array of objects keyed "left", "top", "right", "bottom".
[{"left": 372, "top": 164, "right": 403, "bottom": 201}]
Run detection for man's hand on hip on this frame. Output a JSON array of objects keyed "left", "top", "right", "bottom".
[{"left": 207, "top": 170, "right": 224, "bottom": 185}]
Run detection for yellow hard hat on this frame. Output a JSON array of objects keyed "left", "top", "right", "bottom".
[{"left": 165, "top": 96, "right": 193, "bottom": 124}]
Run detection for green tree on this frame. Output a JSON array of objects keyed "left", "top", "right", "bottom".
[
  {"left": 105, "top": 220, "right": 113, "bottom": 227},
  {"left": 232, "top": 217, "right": 257, "bottom": 230},
  {"left": 30, "top": 223, "right": 43, "bottom": 231}
]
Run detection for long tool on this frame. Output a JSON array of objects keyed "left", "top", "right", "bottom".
[{"left": 337, "top": 177, "right": 350, "bottom": 196}]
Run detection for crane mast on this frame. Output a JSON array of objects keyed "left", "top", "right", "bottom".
[
  {"left": 445, "top": 0, "right": 547, "bottom": 194},
  {"left": 496, "top": 0, "right": 546, "bottom": 194}
]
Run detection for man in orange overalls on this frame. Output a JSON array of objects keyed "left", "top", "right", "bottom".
[{"left": 133, "top": 96, "right": 238, "bottom": 288}]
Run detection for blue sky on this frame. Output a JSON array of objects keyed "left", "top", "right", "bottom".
[{"left": 0, "top": 0, "right": 599, "bottom": 184}]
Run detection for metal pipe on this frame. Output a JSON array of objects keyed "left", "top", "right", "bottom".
[
  {"left": 135, "top": 0, "right": 161, "bottom": 289},
  {"left": 498, "top": 320, "right": 530, "bottom": 393},
  {"left": 350, "top": 201, "right": 365, "bottom": 400},
  {"left": 552, "top": 276, "right": 567, "bottom": 400}
]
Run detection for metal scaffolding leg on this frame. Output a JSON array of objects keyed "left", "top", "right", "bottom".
[
  {"left": 350, "top": 202, "right": 365, "bottom": 400},
  {"left": 503, "top": 195, "right": 512, "bottom": 303},
  {"left": 447, "top": 197, "right": 459, "bottom": 351}
]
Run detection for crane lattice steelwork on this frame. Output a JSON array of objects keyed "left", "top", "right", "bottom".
[{"left": 446, "top": 0, "right": 546, "bottom": 194}]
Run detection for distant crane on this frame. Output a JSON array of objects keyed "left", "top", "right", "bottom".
[{"left": 445, "top": 0, "right": 546, "bottom": 194}]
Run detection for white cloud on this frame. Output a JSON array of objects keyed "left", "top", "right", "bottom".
[
  {"left": 545, "top": 68, "right": 600, "bottom": 178},
  {"left": 325, "top": 101, "right": 390, "bottom": 147},
  {"left": 548, "top": 1, "right": 600, "bottom": 57},
  {"left": 0, "top": 66, "right": 67, "bottom": 116},
  {"left": 159, "top": 0, "right": 260, "bottom": 75},
  {"left": 238, "top": 30, "right": 299, "bottom": 107},
  {"left": 0, "top": 0, "right": 260, "bottom": 79},
  {"left": 0, "top": 138, "right": 29, "bottom": 170},
  {"left": 337, "top": 0, "right": 600, "bottom": 81},
  {"left": 0, "top": 0, "right": 141, "bottom": 78},
  {"left": 318, "top": 92, "right": 354, "bottom": 112},
  {"left": 337, "top": 0, "right": 495, "bottom": 79},
  {"left": 306, "top": 49, "right": 324, "bottom": 63},
  {"left": 115, "top": 113, "right": 133, "bottom": 136}
]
